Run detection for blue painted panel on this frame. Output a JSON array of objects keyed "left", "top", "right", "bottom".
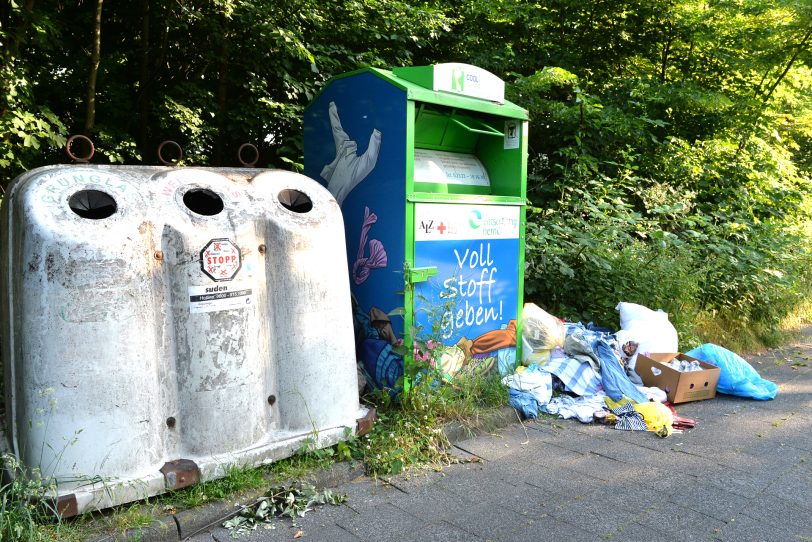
[
  {"left": 412, "top": 202, "right": 521, "bottom": 354},
  {"left": 414, "top": 237, "right": 519, "bottom": 345},
  {"left": 304, "top": 72, "right": 407, "bottom": 337}
]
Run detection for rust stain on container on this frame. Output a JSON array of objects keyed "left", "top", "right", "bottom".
[
  {"left": 160, "top": 459, "right": 200, "bottom": 490},
  {"left": 356, "top": 408, "right": 376, "bottom": 437},
  {"left": 56, "top": 494, "right": 78, "bottom": 518}
]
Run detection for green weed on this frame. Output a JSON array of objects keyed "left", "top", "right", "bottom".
[
  {"left": 0, "top": 453, "right": 62, "bottom": 542},
  {"left": 266, "top": 439, "right": 340, "bottom": 483},
  {"left": 162, "top": 464, "right": 268, "bottom": 509},
  {"left": 352, "top": 368, "right": 509, "bottom": 477}
]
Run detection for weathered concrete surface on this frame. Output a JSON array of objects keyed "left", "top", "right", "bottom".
[
  {"left": 104, "top": 328, "right": 812, "bottom": 541},
  {"left": 1, "top": 166, "right": 361, "bottom": 514}
]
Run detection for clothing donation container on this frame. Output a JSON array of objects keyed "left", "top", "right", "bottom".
[
  {"left": 304, "top": 63, "right": 528, "bottom": 386},
  {"left": 0, "top": 165, "right": 362, "bottom": 515}
]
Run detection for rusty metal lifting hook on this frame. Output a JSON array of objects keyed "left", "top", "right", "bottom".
[
  {"left": 66, "top": 134, "right": 95, "bottom": 163},
  {"left": 157, "top": 140, "right": 183, "bottom": 166},
  {"left": 237, "top": 143, "right": 259, "bottom": 167}
]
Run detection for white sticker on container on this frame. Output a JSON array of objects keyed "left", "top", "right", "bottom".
[
  {"left": 414, "top": 203, "right": 520, "bottom": 241},
  {"left": 504, "top": 120, "right": 520, "bottom": 150},
  {"left": 189, "top": 282, "right": 253, "bottom": 313},
  {"left": 413, "top": 149, "right": 490, "bottom": 187},
  {"left": 200, "top": 238, "right": 241, "bottom": 282}
]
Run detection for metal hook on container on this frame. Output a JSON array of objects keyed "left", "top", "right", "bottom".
[
  {"left": 66, "top": 135, "right": 95, "bottom": 163},
  {"left": 237, "top": 143, "right": 259, "bottom": 168},
  {"left": 157, "top": 140, "right": 183, "bottom": 166}
]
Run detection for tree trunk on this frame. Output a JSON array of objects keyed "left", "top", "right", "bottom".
[
  {"left": 660, "top": 21, "right": 673, "bottom": 83},
  {"left": 137, "top": 0, "right": 151, "bottom": 159},
  {"left": 1, "top": 0, "right": 36, "bottom": 74},
  {"left": 214, "top": 26, "right": 229, "bottom": 166},
  {"left": 84, "top": 0, "right": 104, "bottom": 135},
  {"left": 737, "top": 25, "right": 812, "bottom": 153},
  {"left": 759, "top": 27, "right": 811, "bottom": 106}
]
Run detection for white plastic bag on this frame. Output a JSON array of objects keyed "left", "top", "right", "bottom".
[
  {"left": 615, "top": 302, "right": 678, "bottom": 367},
  {"left": 522, "top": 303, "right": 565, "bottom": 351}
]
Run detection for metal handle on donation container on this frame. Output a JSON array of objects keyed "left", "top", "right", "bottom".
[
  {"left": 449, "top": 116, "right": 503, "bottom": 137},
  {"left": 406, "top": 266, "right": 438, "bottom": 283}
]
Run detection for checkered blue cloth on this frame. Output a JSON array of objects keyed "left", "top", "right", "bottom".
[
  {"left": 610, "top": 401, "right": 648, "bottom": 431},
  {"left": 540, "top": 355, "right": 602, "bottom": 397}
]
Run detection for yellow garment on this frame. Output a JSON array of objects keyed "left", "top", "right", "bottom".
[
  {"left": 633, "top": 401, "right": 674, "bottom": 437},
  {"left": 604, "top": 396, "right": 632, "bottom": 411},
  {"left": 604, "top": 397, "right": 674, "bottom": 438}
]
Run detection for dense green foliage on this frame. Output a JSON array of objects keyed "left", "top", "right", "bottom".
[{"left": 2, "top": 0, "right": 811, "bottom": 346}]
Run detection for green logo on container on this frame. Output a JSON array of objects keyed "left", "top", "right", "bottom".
[
  {"left": 469, "top": 209, "right": 482, "bottom": 229},
  {"left": 452, "top": 67, "right": 465, "bottom": 92}
]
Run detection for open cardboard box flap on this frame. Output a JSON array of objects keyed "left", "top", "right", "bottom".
[{"left": 636, "top": 353, "right": 720, "bottom": 404}]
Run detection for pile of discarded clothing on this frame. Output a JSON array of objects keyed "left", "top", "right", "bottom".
[{"left": 503, "top": 302, "right": 778, "bottom": 438}]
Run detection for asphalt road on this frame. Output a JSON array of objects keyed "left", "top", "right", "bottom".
[{"left": 185, "top": 332, "right": 812, "bottom": 542}]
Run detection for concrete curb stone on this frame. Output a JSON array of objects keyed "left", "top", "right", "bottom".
[{"left": 88, "top": 407, "right": 518, "bottom": 542}]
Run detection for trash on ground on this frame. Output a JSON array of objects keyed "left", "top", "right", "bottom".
[
  {"left": 636, "top": 353, "right": 720, "bottom": 403},
  {"left": 504, "top": 301, "right": 777, "bottom": 438},
  {"left": 502, "top": 364, "right": 553, "bottom": 419},
  {"left": 685, "top": 343, "right": 779, "bottom": 400},
  {"left": 615, "top": 302, "right": 679, "bottom": 366},
  {"left": 521, "top": 303, "right": 566, "bottom": 365}
]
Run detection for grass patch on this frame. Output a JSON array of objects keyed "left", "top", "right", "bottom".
[
  {"left": 694, "top": 312, "right": 797, "bottom": 354},
  {"left": 7, "top": 369, "right": 510, "bottom": 540},
  {"left": 0, "top": 453, "right": 63, "bottom": 542},
  {"left": 353, "top": 369, "right": 509, "bottom": 477},
  {"left": 267, "top": 437, "right": 347, "bottom": 484},
  {"left": 691, "top": 294, "right": 812, "bottom": 355},
  {"left": 692, "top": 312, "right": 771, "bottom": 353},
  {"left": 162, "top": 464, "right": 268, "bottom": 509}
]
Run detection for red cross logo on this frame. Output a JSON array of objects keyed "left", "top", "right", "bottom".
[{"left": 437, "top": 222, "right": 447, "bottom": 234}]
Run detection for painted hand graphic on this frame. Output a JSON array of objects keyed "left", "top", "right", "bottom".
[{"left": 320, "top": 101, "right": 382, "bottom": 205}]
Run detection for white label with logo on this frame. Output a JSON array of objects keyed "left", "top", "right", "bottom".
[
  {"left": 414, "top": 150, "right": 490, "bottom": 187},
  {"left": 432, "top": 63, "right": 505, "bottom": 103},
  {"left": 415, "top": 203, "right": 520, "bottom": 241},
  {"left": 189, "top": 282, "right": 253, "bottom": 313}
]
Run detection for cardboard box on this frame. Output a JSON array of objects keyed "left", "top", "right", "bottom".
[{"left": 635, "top": 353, "right": 720, "bottom": 404}]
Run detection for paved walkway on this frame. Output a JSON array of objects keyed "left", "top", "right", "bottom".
[{"left": 188, "top": 333, "right": 812, "bottom": 542}]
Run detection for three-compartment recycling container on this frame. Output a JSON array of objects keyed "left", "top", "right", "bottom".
[
  {"left": 304, "top": 63, "right": 529, "bottom": 384},
  {"left": 0, "top": 165, "right": 362, "bottom": 514}
]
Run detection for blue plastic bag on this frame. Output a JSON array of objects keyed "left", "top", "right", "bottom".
[{"left": 685, "top": 344, "right": 778, "bottom": 400}]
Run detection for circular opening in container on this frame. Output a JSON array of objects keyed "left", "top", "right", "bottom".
[
  {"left": 183, "top": 188, "right": 224, "bottom": 216},
  {"left": 68, "top": 189, "right": 117, "bottom": 219},
  {"left": 278, "top": 189, "right": 312, "bottom": 213}
]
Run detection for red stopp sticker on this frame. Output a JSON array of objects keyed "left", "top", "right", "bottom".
[{"left": 200, "top": 238, "right": 241, "bottom": 281}]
